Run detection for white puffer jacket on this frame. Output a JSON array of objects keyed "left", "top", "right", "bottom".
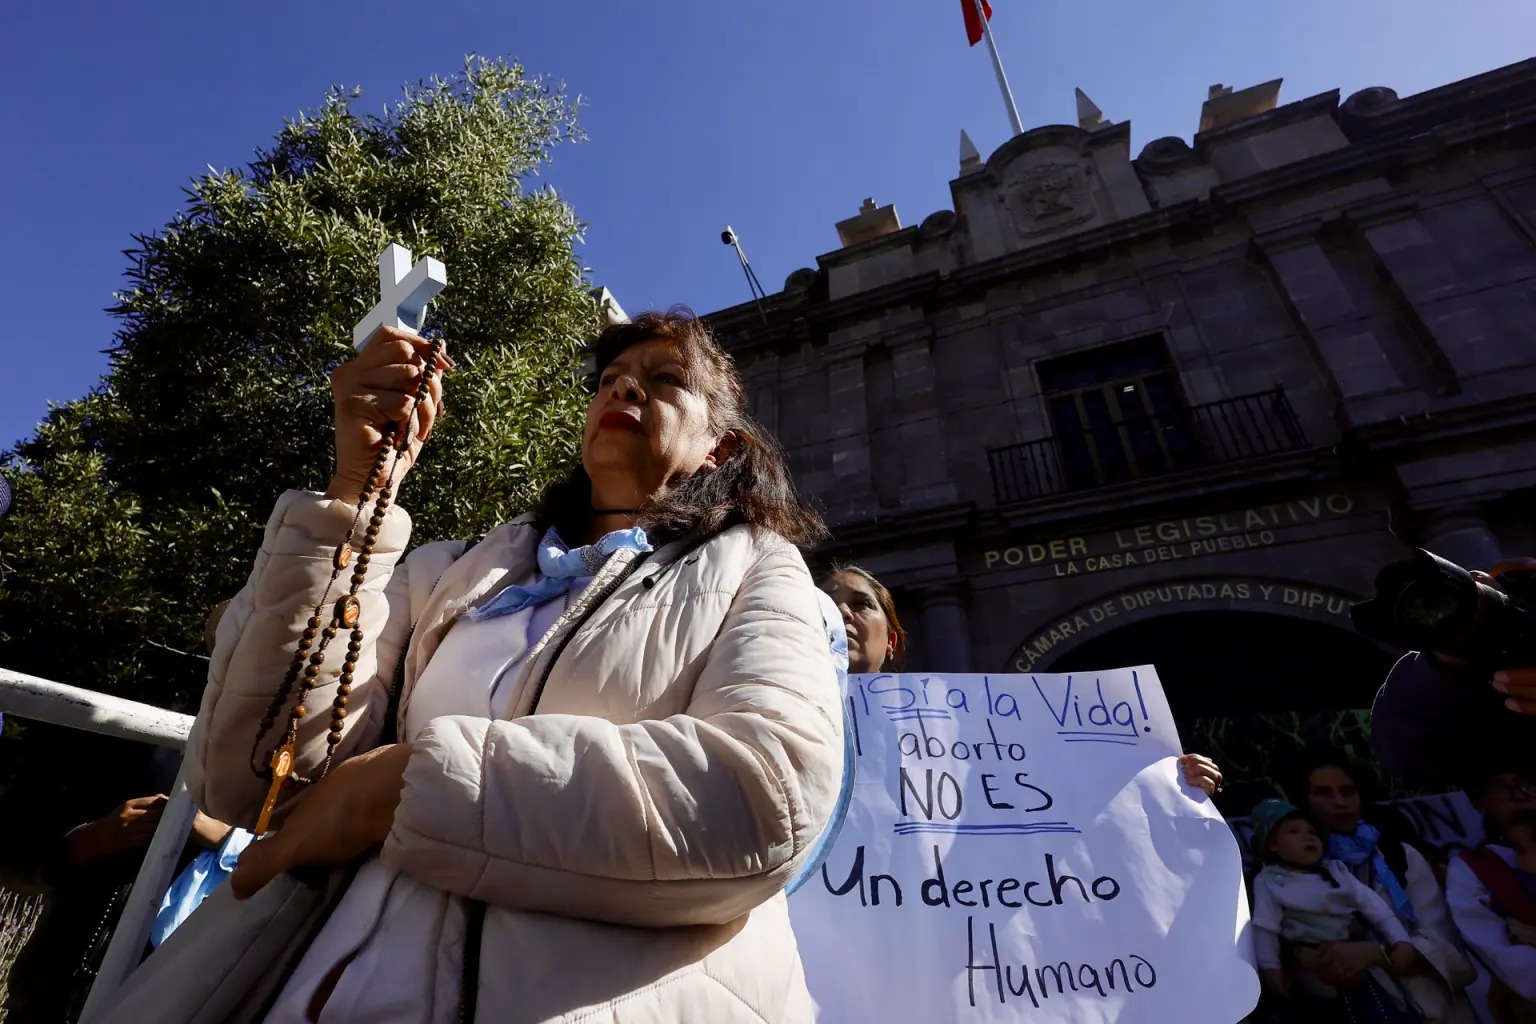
[{"left": 186, "top": 490, "right": 844, "bottom": 1022}]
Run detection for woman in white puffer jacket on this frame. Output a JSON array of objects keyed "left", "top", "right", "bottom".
[{"left": 185, "top": 308, "right": 844, "bottom": 1023}]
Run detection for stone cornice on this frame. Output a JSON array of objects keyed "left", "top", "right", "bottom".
[
  {"left": 706, "top": 64, "right": 1536, "bottom": 344},
  {"left": 1193, "top": 89, "right": 1342, "bottom": 154},
  {"left": 812, "top": 502, "right": 977, "bottom": 555},
  {"left": 816, "top": 224, "right": 922, "bottom": 268},
  {"left": 1342, "top": 57, "right": 1536, "bottom": 141},
  {"left": 985, "top": 449, "right": 1333, "bottom": 536},
  {"left": 1341, "top": 393, "right": 1536, "bottom": 452}
]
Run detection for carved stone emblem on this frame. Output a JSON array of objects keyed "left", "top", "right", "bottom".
[{"left": 999, "top": 161, "right": 1095, "bottom": 237}]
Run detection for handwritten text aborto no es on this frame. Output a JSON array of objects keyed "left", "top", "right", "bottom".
[{"left": 789, "top": 667, "right": 1259, "bottom": 1023}]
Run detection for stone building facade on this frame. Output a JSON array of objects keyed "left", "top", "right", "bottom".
[{"left": 703, "top": 60, "right": 1536, "bottom": 776}]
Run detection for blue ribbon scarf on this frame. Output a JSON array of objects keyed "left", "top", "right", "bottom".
[
  {"left": 465, "top": 526, "right": 653, "bottom": 622},
  {"left": 1328, "top": 822, "right": 1418, "bottom": 929}
]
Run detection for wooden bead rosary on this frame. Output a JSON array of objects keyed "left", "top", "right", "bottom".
[{"left": 250, "top": 338, "right": 446, "bottom": 835}]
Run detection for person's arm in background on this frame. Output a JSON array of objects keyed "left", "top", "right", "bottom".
[
  {"left": 1401, "top": 843, "right": 1459, "bottom": 946},
  {"left": 1370, "top": 652, "right": 1531, "bottom": 787},
  {"left": 1372, "top": 558, "right": 1536, "bottom": 787},
  {"left": 1445, "top": 855, "right": 1536, "bottom": 999},
  {"left": 1250, "top": 877, "right": 1289, "bottom": 997},
  {"left": 0, "top": 736, "right": 163, "bottom": 893},
  {"left": 1372, "top": 652, "right": 1479, "bottom": 786}
]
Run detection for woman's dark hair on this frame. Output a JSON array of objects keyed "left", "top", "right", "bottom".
[
  {"left": 816, "top": 564, "right": 908, "bottom": 668},
  {"left": 1284, "top": 746, "right": 1412, "bottom": 881},
  {"left": 536, "top": 307, "right": 826, "bottom": 548},
  {"left": 1283, "top": 747, "right": 1376, "bottom": 808}
]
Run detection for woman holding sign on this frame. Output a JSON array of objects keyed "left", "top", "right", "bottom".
[
  {"left": 816, "top": 565, "right": 1227, "bottom": 796},
  {"left": 170, "top": 310, "right": 845, "bottom": 1024},
  {"left": 818, "top": 565, "right": 907, "bottom": 674}
]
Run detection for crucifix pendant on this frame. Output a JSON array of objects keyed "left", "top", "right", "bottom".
[{"left": 255, "top": 741, "right": 295, "bottom": 835}]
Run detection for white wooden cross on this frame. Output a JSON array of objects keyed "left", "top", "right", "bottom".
[{"left": 352, "top": 243, "right": 449, "bottom": 349}]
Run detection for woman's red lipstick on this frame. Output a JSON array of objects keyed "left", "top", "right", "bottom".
[{"left": 598, "top": 411, "right": 644, "bottom": 433}]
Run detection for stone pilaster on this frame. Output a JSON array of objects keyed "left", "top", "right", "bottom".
[
  {"left": 739, "top": 351, "right": 780, "bottom": 436},
  {"left": 1411, "top": 505, "right": 1505, "bottom": 571},
  {"left": 916, "top": 584, "right": 974, "bottom": 673},
  {"left": 1347, "top": 198, "right": 1471, "bottom": 384},
  {"left": 1251, "top": 224, "right": 1405, "bottom": 401},
  {"left": 823, "top": 336, "right": 874, "bottom": 522},
  {"left": 887, "top": 327, "right": 958, "bottom": 508}
]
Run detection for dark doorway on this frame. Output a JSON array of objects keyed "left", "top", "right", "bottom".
[
  {"left": 1043, "top": 611, "right": 1402, "bottom": 812},
  {"left": 1045, "top": 610, "right": 1393, "bottom": 720}
]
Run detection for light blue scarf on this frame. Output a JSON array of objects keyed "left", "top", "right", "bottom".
[
  {"left": 1328, "top": 822, "right": 1418, "bottom": 929},
  {"left": 152, "top": 827, "right": 256, "bottom": 947},
  {"left": 465, "top": 526, "right": 653, "bottom": 622}
]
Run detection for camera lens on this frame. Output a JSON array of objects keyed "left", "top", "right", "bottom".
[{"left": 1393, "top": 579, "right": 1466, "bottom": 631}]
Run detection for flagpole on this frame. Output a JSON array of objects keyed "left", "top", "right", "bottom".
[{"left": 972, "top": 0, "right": 1024, "bottom": 137}]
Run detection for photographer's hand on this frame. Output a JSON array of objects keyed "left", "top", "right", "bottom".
[{"left": 1483, "top": 558, "right": 1536, "bottom": 716}]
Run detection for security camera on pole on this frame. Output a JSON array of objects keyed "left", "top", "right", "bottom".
[{"left": 721, "top": 225, "right": 769, "bottom": 325}]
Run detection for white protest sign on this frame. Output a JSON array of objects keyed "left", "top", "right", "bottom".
[{"left": 791, "top": 668, "right": 1259, "bottom": 1023}]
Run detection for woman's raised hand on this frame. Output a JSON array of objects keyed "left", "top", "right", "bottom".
[{"left": 325, "top": 326, "right": 453, "bottom": 500}]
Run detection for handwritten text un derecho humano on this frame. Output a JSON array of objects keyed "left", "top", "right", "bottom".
[{"left": 816, "top": 673, "right": 1162, "bottom": 1012}]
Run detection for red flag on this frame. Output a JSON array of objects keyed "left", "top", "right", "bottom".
[{"left": 962, "top": 0, "right": 993, "bottom": 46}]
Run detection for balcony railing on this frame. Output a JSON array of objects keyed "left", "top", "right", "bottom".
[{"left": 987, "top": 388, "right": 1310, "bottom": 506}]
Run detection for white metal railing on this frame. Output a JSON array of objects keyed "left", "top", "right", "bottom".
[{"left": 0, "top": 667, "right": 197, "bottom": 1022}]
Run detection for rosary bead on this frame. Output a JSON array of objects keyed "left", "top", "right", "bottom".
[
  {"left": 302, "top": 625, "right": 318, "bottom": 640},
  {"left": 336, "top": 595, "right": 362, "bottom": 629},
  {"left": 334, "top": 694, "right": 349, "bottom": 709},
  {"left": 343, "top": 649, "right": 359, "bottom": 666},
  {"left": 331, "top": 707, "right": 347, "bottom": 721},
  {"left": 346, "top": 639, "right": 362, "bottom": 654},
  {"left": 321, "top": 625, "right": 337, "bottom": 640},
  {"left": 294, "top": 705, "right": 308, "bottom": 718},
  {"left": 308, "top": 650, "right": 326, "bottom": 665},
  {"left": 333, "top": 543, "right": 353, "bottom": 569},
  {"left": 296, "top": 638, "right": 312, "bottom": 652},
  {"left": 337, "top": 682, "right": 352, "bottom": 696},
  {"left": 302, "top": 664, "right": 319, "bottom": 679}
]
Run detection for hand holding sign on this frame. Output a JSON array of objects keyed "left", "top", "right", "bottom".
[{"left": 790, "top": 667, "right": 1258, "bottom": 1023}]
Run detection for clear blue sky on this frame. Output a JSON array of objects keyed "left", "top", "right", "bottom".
[{"left": 3, "top": 0, "right": 1532, "bottom": 451}]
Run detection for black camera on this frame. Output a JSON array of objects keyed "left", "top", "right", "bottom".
[{"left": 1351, "top": 549, "right": 1536, "bottom": 669}]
